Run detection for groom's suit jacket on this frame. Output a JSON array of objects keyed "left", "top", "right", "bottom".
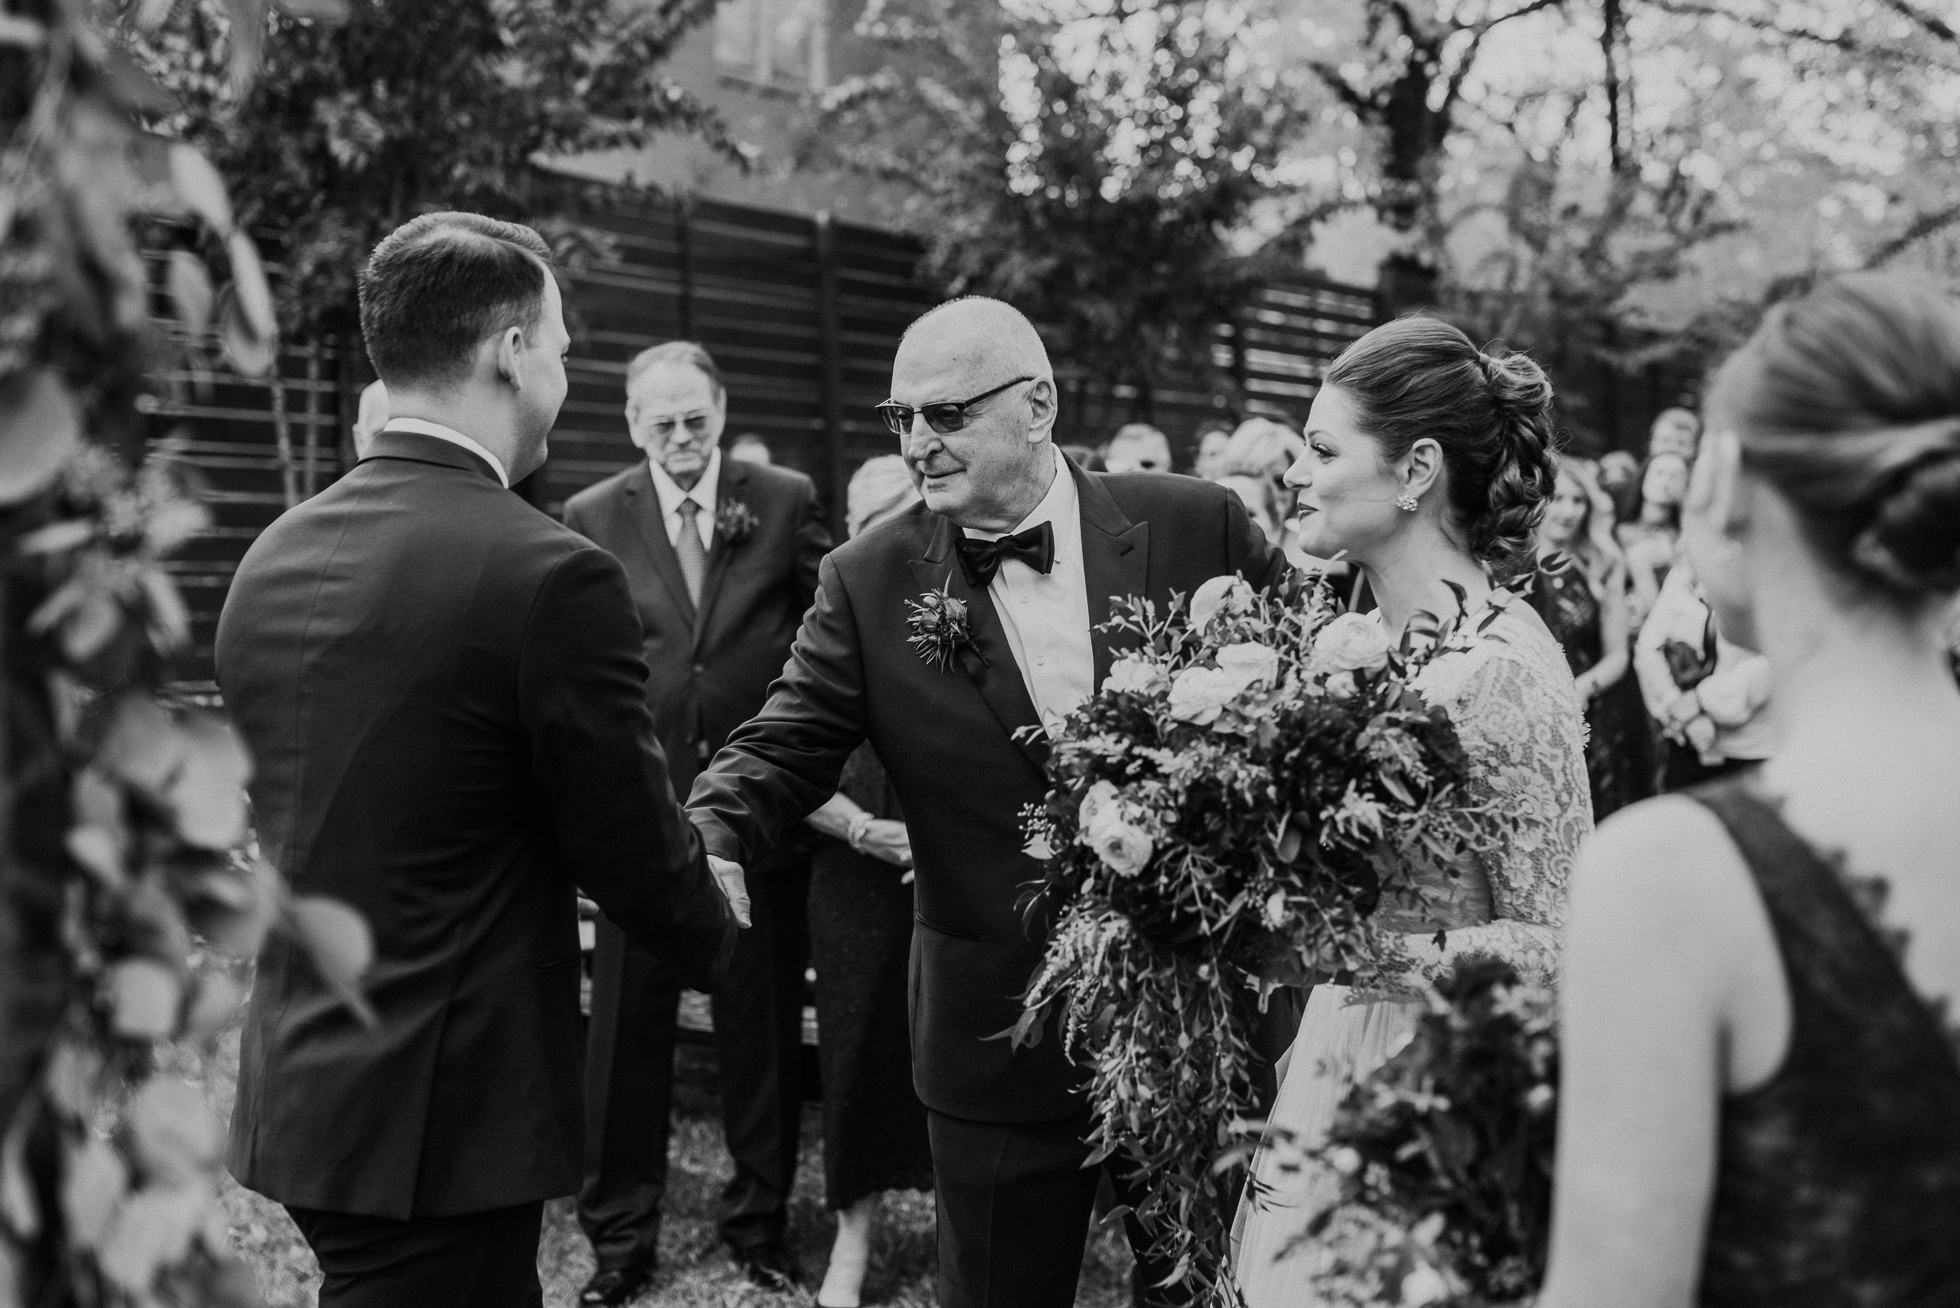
[
  {"left": 690, "top": 458, "right": 1286, "bottom": 1123},
  {"left": 215, "top": 430, "right": 734, "bottom": 1219}
]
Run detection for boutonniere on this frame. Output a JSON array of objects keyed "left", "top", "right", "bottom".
[
  {"left": 905, "top": 579, "right": 986, "bottom": 672},
  {"left": 715, "top": 498, "right": 758, "bottom": 547}
]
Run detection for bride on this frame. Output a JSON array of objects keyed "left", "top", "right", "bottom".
[{"left": 1231, "top": 316, "right": 1593, "bottom": 1304}]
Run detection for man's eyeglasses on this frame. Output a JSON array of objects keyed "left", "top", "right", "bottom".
[
  {"left": 636, "top": 410, "right": 716, "bottom": 440},
  {"left": 876, "top": 376, "right": 1034, "bottom": 438}
]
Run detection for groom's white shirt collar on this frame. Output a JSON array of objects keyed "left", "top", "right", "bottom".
[{"left": 384, "top": 418, "right": 510, "bottom": 488}]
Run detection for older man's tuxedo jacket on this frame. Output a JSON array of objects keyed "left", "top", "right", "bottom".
[
  {"left": 215, "top": 431, "right": 733, "bottom": 1219},
  {"left": 689, "top": 458, "right": 1286, "bottom": 1123}
]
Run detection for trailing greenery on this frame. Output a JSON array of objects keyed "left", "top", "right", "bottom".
[{"left": 0, "top": 3, "right": 371, "bottom": 1304}]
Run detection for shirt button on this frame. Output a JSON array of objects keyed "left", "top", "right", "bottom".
[
  {"left": 1035, "top": 655, "right": 1047, "bottom": 666},
  {"left": 1020, "top": 594, "right": 1031, "bottom": 605},
  {"left": 693, "top": 663, "right": 706, "bottom": 675}
]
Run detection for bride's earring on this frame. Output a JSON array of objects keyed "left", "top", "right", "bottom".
[{"left": 1395, "top": 491, "right": 1419, "bottom": 512}]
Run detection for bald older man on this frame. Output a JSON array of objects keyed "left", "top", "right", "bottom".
[{"left": 689, "top": 298, "right": 1288, "bottom": 1307}]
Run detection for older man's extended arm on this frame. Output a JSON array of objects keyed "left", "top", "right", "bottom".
[
  {"left": 688, "top": 551, "right": 868, "bottom": 866},
  {"left": 1221, "top": 480, "right": 1292, "bottom": 592}
]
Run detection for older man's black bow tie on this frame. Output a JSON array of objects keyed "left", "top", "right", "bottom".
[{"left": 956, "top": 521, "right": 1055, "bottom": 588}]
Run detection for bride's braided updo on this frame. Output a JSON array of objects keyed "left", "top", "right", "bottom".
[
  {"left": 1706, "top": 272, "right": 1960, "bottom": 601},
  {"left": 1324, "top": 314, "right": 1561, "bottom": 580}
]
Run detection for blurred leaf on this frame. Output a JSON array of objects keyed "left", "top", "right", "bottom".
[
  {"left": 97, "top": 1179, "right": 212, "bottom": 1296},
  {"left": 44, "top": 1040, "right": 105, "bottom": 1119},
  {"left": 0, "top": 368, "right": 82, "bottom": 506},
  {"left": 62, "top": 589, "right": 127, "bottom": 662},
  {"left": 289, "top": 896, "right": 377, "bottom": 1025},
  {"left": 0, "top": 14, "right": 46, "bottom": 47},
  {"left": 19, "top": 519, "right": 96, "bottom": 555},
  {"left": 132, "top": 0, "right": 178, "bottom": 30},
  {"left": 167, "top": 144, "right": 234, "bottom": 235},
  {"left": 218, "top": 295, "right": 275, "bottom": 376},
  {"left": 61, "top": 1137, "right": 131, "bottom": 1252},
  {"left": 0, "top": 1111, "right": 38, "bottom": 1238},
  {"left": 227, "top": 232, "right": 275, "bottom": 338},
  {"left": 276, "top": 0, "right": 349, "bottom": 19},
  {"left": 168, "top": 712, "right": 251, "bottom": 849},
  {"left": 126, "top": 1079, "right": 223, "bottom": 1185},
  {"left": 139, "top": 566, "right": 193, "bottom": 653},
  {"left": 67, "top": 824, "right": 128, "bottom": 888},
  {"left": 100, "top": 696, "right": 179, "bottom": 794},
  {"left": 165, "top": 250, "right": 216, "bottom": 337},
  {"left": 183, "top": 860, "right": 279, "bottom": 956},
  {"left": 182, "top": 970, "right": 247, "bottom": 1037},
  {"left": 106, "top": 958, "right": 184, "bottom": 1040}
]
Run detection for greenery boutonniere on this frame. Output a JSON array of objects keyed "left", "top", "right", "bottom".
[
  {"left": 715, "top": 498, "right": 758, "bottom": 547},
  {"left": 905, "top": 580, "right": 984, "bottom": 672}
]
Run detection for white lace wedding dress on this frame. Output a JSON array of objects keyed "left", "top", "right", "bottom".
[{"left": 1229, "top": 592, "right": 1593, "bottom": 1305}]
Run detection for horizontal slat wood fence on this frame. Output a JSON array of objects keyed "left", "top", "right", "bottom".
[{"left": 146, "top": 195, "right": 1378, "bottom": 681}]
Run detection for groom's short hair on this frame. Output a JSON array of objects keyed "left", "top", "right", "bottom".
[{"left": 360, "top": 212, "right": 554, "bottom": 390}]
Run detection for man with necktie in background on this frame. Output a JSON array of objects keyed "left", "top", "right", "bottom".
[{"left": 564, "top": 342, "right": 831, "bottom": 1302}]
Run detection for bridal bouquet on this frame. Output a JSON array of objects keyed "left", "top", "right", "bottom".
[
  {"left": 1011, "top": 573, "right": 1511, "bottom": 1298},
  {"left": 1294, "top": 958, "right": 1559, "bottom": 1307}
]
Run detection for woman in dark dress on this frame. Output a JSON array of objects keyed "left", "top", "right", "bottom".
[
  {"left": 802, "top": 456, "right": 933, "bottom": 1308},
  {"left": 1541, "top": 273, "right": 1960, "bottom": 1306},
  {"left": 1531, "top": 454, "right": 1651, "bottom": 819}
]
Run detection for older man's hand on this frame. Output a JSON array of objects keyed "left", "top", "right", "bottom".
[{"left": 708, "top": 855, "right": 751, "bottom": 929}]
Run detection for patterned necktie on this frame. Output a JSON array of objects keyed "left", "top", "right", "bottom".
[
  {"left": 675, "top": 497, "right": 707, "bottom": 606},
  {"left": 956, "top": 521, "right": 1055, "bottom": 589}
]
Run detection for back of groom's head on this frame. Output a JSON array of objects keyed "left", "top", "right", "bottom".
[{"left": 360, "top": 212, "right": 554, "bottom": 391}]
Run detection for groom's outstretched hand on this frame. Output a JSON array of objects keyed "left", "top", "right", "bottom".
[{"left": 708, "top": 855, "right": 752, "bottom": 929}]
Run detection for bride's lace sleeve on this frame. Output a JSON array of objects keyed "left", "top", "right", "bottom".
[{"left": 1398, "top": 602, "right": 1594, "bottom": 986}]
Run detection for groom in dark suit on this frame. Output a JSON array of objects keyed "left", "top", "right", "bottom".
[
  {"left": 689, "top": 297, "right": 1288, "bottom": 1307},
  {"left": 216, "top": 212, "right": 740, "bottom": 1308},
  {"left": 565, "top": 342, "right": 830, "bottom": 1300}
]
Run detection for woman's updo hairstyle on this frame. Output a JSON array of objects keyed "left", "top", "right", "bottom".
[
  {"left": 1324, "top": 314, "right": 1561, "bottom": 579},
  {"left": 1706, "top": 272, "right": 1960, "bottom": 599}
]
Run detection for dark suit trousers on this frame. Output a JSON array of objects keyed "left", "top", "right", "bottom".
[
  {"left": 929, "top": 1108, "right": 1192, "bottom": 1308},
  {"left": 580, "top": 848, "right": 809, "bottom": 1263},
  {"left": 287, "top": 1202, "right": 543, "bottom": 1308}
]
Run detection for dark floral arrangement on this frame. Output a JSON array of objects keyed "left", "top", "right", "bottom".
[
  {"left": 904, "top": 582, "right": 980, "bottom": 671},
  {"left": 714, "top": 497, "right": 758, "bottom": 547},
  {"left": 1270, "top": 957, "right": 1559, "bottom": 1307},
  {"left": 1010, "top": 573, "right": 1514, "bottom": 1300}
]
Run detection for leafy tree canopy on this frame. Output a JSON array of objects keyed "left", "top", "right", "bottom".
[
  {"left": 127, "top": 0, "right": 747, "bottom": 343},
  {"left": 809, "top": 0, "right": 1330, "bottom": 399}
]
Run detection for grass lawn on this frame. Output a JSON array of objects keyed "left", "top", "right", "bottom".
[{"left": 179, "top": 1029, "right": 1137, "bottom": 1307}]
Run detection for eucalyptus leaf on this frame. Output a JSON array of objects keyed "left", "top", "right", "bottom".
[
  {"left": 167, "top": 144, "right": 233, "bottom": 235},
  {"left": 106, "top": 958, "right": 184, "bottom": 1040},
  {"left": 0, "top": 368, "right": 81, "bottom": 505},
  {"left": 165, "top": 249, "right": 216, "bottom": 337},
  {"left": 290, "top": 896, "right": 377, "bottom": 1025},
  {"left": 126, "top": 1079, "right": 224, "bottom": 1185},
  {"left": 60, "top": 1137, "right": 131, "bottom": 1252}
]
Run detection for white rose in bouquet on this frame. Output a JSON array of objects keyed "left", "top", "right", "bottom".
[
  {"left": 1167, "top": 666, "right": 1239, "bottom": 725},
  {"left": 1215, "top": 642, "right": 1281, "bottom": 693},
  {"left": 1078, "top": 778, "right": 1123, "bottom": 833},
  {"left": 1190, "top": 574, "right": 1253, "bottom": 628},
  {"left": 1105, "top": 654, "right": 1167, "bottom": 696},
  {"left": 1089, "top": 818, "right": 1155, "bottom": 877},
  {"left": 1309, "top": 612, "right": 1392, "bottom": 677}
]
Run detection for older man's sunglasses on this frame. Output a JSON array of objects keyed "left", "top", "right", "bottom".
[{"left": 875, "top": 376, "right": 1033, "bottom": 437}]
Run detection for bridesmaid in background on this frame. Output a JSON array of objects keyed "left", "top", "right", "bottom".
[
  {"left": 802, "top": 456, "right": 934, "bottom": 1308},
  {"left": 1531, "top": 454, "right": 1651, "bottom": 819},
  {"left": 1543, "top": 272, "right": 1960, "bottom": 1307}
]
